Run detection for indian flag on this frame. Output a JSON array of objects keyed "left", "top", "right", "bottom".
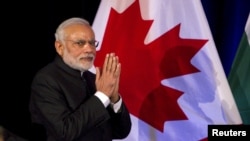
[{"left": 228, "top": 13, "right": 250, "bottom": 124}]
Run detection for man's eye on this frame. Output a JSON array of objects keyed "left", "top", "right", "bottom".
[
  {"left": 89, "top": 41, "right": 95, "bottom": 46},
  {"left": 75, "top": 41, "right": 85, "bottom": 46}
]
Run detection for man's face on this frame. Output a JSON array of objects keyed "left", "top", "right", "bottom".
[{"left": 60, "top": 24, "right": 97, "bottom": 71}]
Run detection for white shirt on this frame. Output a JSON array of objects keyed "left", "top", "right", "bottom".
[{"left": 95, "top": 91, "right": 122, "bottom": 113}]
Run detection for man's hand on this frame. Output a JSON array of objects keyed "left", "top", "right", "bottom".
[
  {"left": 110, "top": 61, "right": 120, "bottom": 103},
  {"left": 95, "top": 53, "right": 121, "bottom": 101}
]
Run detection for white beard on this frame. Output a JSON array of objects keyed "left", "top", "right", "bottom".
[{"left": 62, "top": 49, "right": 95, "bottom": 72}]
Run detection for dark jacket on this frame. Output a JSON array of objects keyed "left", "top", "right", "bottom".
[{"left": 29, "top": 55, "right": 131, "bottom": 141}]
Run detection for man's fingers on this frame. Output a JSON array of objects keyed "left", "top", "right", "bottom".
[
  {"left": 103, "top": 53, "right": 119, "bottom": 74},
  {"left": 114, "top": 62, "right": 121, "bottom": 78},
  {"left": 110, "top": 55, "right": 118, "bottom": 73},
  {"left": 95, "top": 67, "right": 100, "bottom": 80}
]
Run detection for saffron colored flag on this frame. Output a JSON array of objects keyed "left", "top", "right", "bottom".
[
  {"left": 91, "top": 0, "right": 242, "bottom": 140},
  {"left": 228, "top": 13, "right": 250, "bottom": 125}
]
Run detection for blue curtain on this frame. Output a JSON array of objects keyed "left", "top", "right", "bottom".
[{"left": 201, "top": 0, "right": 250, "bottom": 76}]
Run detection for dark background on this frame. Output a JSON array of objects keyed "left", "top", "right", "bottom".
[{"left": 0, "top": 0, "right": 249, "bottom": 140}]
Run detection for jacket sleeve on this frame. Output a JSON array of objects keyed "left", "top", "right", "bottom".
[
  {"left": 29, "top": 73, "right": 110, "bottom": 141},
  {"left": 108, "top": 101, "right": 132, "bottom": 139}
]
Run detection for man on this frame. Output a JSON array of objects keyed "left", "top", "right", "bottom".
[{"left": 29, "top": 17, "right": 131, "bottom": 141}]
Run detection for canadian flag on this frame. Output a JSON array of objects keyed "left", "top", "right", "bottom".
[{"left": 92, "top": 0, "right": 242, "bottom": 140}]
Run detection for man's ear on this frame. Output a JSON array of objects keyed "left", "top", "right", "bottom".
[{"left": 55, "top": 41, "right": 63, "bottom": 56}]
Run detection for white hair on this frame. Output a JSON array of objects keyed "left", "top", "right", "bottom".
[{"left": 54, "top": 17, "right": 90, "bottom": 41}]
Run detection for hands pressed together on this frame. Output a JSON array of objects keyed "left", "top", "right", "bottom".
[{"left": 95, "top": 53, "right": 121, "bottom": 103}]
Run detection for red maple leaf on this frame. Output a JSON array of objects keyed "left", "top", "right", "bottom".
[{"left": 94, "top": 0, "right": 208, "bottom": 132}]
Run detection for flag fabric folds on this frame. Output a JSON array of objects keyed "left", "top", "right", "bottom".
[
  {"left": 228, "top": 13, "right": 250, "bottom": 125},
  {"left": 92, "top": 0, "right": 242, "bottom": 140}
]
